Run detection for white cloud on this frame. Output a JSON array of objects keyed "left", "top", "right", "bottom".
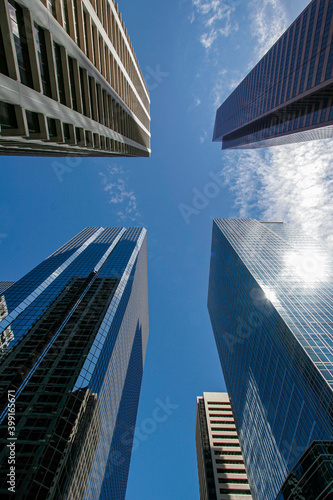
[
  {"left": 191, "top": 0, "right": 238, "bottom": 49},
  {"left": 221, "top": 140, "right": 333, "bottom": 247},
  {"left": 212, "top": 69, "right": 244, "bottom": 107},
  {"left": 212, "top": 82, "right": 224, "bottom": 108},
  {"left": 249, "top": 0, "right": 288, "bottom": 60},
  {"left": 200, "top": 29, "right": 218, "bottom": 48},
  {"left": 195, "top": 97, "right": 201, "bottom": 106},
  {"left": 200, "top": 129, "right": 208, "bottom": 143},
  {"left": 99, "top": 165, "right": 139, "bottom": 221}
]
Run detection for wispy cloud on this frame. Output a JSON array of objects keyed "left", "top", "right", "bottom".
[
  {"left": 191, "top": 0, "right": 239, "bottom": 49},
  {"left": 200, "top": 129, "right": 208, "bottom": 143},
  {"left": 99, "top": 165, "right": 140, "bottom": 221},
  {"left": 249, "top": 0, "right": 288, "bottom": 61},
  {"left": 222, "top": 140, "right": 333, "bottom": 247},
  {"left": 199, "top": 0, "right": 288, "bottom": 109},
  {"left": 212, "top": 69, "right": 243, "bottom": 108}
]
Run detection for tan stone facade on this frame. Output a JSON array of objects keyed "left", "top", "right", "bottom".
[
  {"left": 196, "top": 392, "right": 253, "bottom": 500},
  {"left": 0, "top": 0, "right": 150, "bottom": 156}
]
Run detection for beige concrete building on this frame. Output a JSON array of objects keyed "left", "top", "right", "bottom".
[
  {"left": 195, "top": 392, "right": 252, "bottom": 500},
  {"left": 0, "top": 0, "right": 150, "bottom": 156}
]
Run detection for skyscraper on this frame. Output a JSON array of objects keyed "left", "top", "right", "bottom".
[
  {"left": 195, "top": 392, "right": 252, "bottom": 500},
  {"left": 213, "top": 0, "right": 333, "bottom": 150},
  {"left": 0, "top": 226, "right": 149, "bottom": 499},
  {"left": 0, "top": 0, "right": 150, "bottom": 157},
  {"left": 208, "top": 219, "right": 333, "bottom": 500}
]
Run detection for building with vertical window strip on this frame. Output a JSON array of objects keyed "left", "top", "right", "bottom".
[
  {"left": 195, "top": 392, "right": 252, "bottom": 500},
  {"left": 208, "top": 219, "right": 333, "bottom": 500},
  {"left": 0, "top": 226, "right": 149, "bottom": 499},
  {"left": 213, "top": 0, "right": 333, "bottom": 149},
  {"left": 0, "top": 0, "right": 150, "bottom": 156}
]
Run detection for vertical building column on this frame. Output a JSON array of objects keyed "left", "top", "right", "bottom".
[
  {"left": 65, "top": 0, "right": 76, "bottom": 42},
  {"left": 92, "top": 24, "right": 100, "bottom": 71},
  {"left": 103, "top": 89, "right": 109, "bottom": 128},
  {"left": 99, "top": 36, "right": 105, "bottom": 78},
  {"left": 83, "top": 8, "right": 94, "bottom": 62},
  {"left": 60, "top": 45, "right": 72, "bottom": 108},
  {"left": 96, "top": 83, "right": 104, "bottom": 124},
  {"left": 105, "top": 45, "right": 110, "bottom": 84},
  {"left": 72, "top": 58, "right": 83, "bottom": 114},
  {"left": 44, "top": 31, "right": 59, "bottom": 101},
  {"left": 108, "top": 95, "right": 113, "bottom": 130},
  {"left": 73, "top": 0, "right": 85, "bottom": 52},
  {"left": 89, "top": 76, "right": 98, "bottom": 121},
  {"left": 23, "top": 9, "right": 42, "bottom": 93}
]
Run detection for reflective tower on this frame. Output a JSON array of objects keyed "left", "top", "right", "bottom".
[
  {"left": 0, "top": 226, "right": 149, "bottom": 499},
  {"left": 208, "top": 219, "right": 333, "bottom": 500},
  {"left": 213, "top": 0, "right": 333, "bottom": 149}
]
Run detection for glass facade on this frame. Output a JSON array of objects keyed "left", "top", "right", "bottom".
[
  {"left": 0, "top": 226, "right": 149, "bottom": 499},
  {"left": 213, "top": 0, "right": 333, "bottom": 149},
  {"left": 276, "top": 441, "right": 333, "bottom": 499},
  {"left": 208, "top": 219, "right": 333, "bottom": 500}
]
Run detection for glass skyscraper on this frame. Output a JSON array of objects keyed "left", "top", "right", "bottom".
[
  {"left": 208, "top": 219, "right": 333, "bottom": 500},
  {"left": 0, "top": 226, "right": 149, "bottom": 499},
  {"left": 213, "top": 0, "right": 333, "bottom": 149}
]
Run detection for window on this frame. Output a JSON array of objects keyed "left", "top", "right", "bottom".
[
  {"left": 217, "top": 468, "right": 246, "bottom": 474},
  {"left": 34, "top": 25, "right": 51, "bottom": 97},
  {"left": 0, "top": 102, "right": 17, "bottom": 131},
  {"left": 61, "top": 0, "right": 69, "bottom": 33},
  {"left": 47, "top": 0, "right": 56, "bottom": 17},
  {"left": 0, "top": 25, "right": 9, "bottom": 76},
  {"left": 93, "top": 132, "right": 99, "bottom": 148},
  {"left": 26, "top": 110, "right": 40, "bottom": 134},
  {"left": 54, "top": 43, "right": 66, "bottom": 105},
  {"left": 85, "top": 130, "right": 92, "bottom": 148},
  {"left": 72, "top": 0, "right": 79, "bottom": 43},
  {"left": 63, "top": 123, "right": 72, "bottom": 143},
  {"left": 79, "top": 68, "right": 88, "bottom": 116},
  {"left": 68, "top": 57, "right": 77, "bottom": 111},
  {"left": 8, "top": 0, "right": 33, "bottom": 88},
  {"left": 47, "top": 117, "right": 57, "bottom": 138}
]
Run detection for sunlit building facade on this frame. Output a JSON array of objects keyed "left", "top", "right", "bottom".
[
  {"left": 208, "top": 219, "right": 333, "bottom": 500},
  {"left": 0, "top": 0, "right": 150, "bottom": 156},
  {"left": 0, "top": 226, "right": 149, "bottom": 499},
  {"left": 213, "top": 0, "right": 333, "bottom": 149},
  {"left": 195, "top": 392, "right": 252, "bottom": 500}
]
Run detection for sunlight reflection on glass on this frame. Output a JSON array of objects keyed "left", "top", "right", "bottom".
[
  {"left": 285, "top": 251, "right": 327, "bottom": 283},
  {"left": 263, "top": 288, "right": 277, "bottom": 303}
]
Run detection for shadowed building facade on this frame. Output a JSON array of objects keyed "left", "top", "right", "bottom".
[
  {"left": 208, "top": 219, "right": 333, "bottom": 500},
  {"left": 0, "top": 0, "right": 150, "bottom": 156},
  {"left": 213, "top": 0, "right": 333, "bottom": 149},
  {"left": 195, "top": 392, "right": 252, "bottom": 500},
  {"left": 0, "top": 226, "right": 149, "bottom": 499}
]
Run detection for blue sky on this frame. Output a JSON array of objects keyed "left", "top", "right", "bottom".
[{"left": 1, "top": 0, "right": 333, "bottom": 498}]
